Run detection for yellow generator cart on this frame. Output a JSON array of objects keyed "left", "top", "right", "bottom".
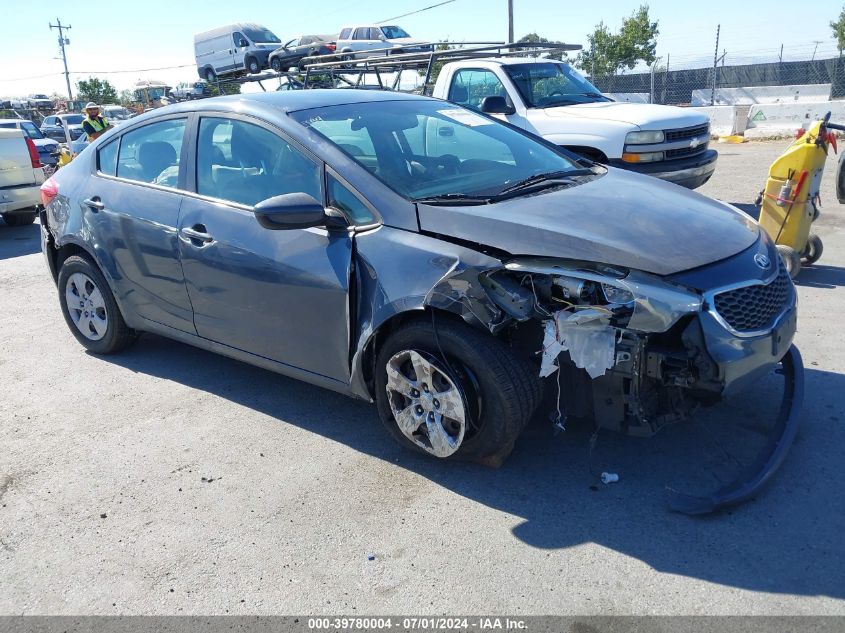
[{"left": 756, "top": 112, "right": 841, "bottom": 278}]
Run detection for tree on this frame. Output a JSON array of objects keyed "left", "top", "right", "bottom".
[
  {"left": 832, "top": 6, "right": 845, "bottom": 56},
  {"left": 118, "top": 89, "right": 133, "bottom": 107},
  {"left": 579, "top": 4, "right": 659, "bottom": 82},
  {"left": 76, "top": 77, "right": 118, "bottom": 104},
  {"left": 517, "top": 33, "right": 568, "bottom": 60},
  {"left": 206, "top": 81, "right": 241, "bottom": 97}
]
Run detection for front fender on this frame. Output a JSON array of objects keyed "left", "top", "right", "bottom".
[{"left": 349, "top": 226, "right": 504, "bottom": 399}]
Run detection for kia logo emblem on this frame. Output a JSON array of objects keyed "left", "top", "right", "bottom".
[{"left": 754, "top": 253, "right": 771, "bottom": 269}]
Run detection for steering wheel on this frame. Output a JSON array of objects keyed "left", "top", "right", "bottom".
[{"left": 433, "top": 154, "right": 460, "bottom": 175}]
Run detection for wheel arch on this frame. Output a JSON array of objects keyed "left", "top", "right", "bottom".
[{"left": 561, "top": 145, "right": 609, "bottom": 163}]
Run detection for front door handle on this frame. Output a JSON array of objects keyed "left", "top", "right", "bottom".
[
  {"left": 82, "top": 197, "right": 104, "bottom": 211},
  {"left": 180, "top": 225, "right": 215, "bottom": 246}
]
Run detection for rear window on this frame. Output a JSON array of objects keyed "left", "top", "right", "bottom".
[{"left": 339, "top": 28, "right": 352, "bottom": 39}]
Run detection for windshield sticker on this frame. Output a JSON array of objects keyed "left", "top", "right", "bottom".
[{"left": 437, "top": 109, "right": 493, "bottom": 127}]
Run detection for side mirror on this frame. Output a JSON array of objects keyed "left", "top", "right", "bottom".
[
  {"left": 480, "top": 96, "right": 515, "bottom": 115},
  {"left": 254, "top": 193, "right": 327, "bottom": 230},
  {"left": 239, "top": 38, "right": 248, "bottom": 47}
]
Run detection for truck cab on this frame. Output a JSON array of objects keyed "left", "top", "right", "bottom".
[{"left": 431, "top": 58, "right": 717, "bottom": 189}]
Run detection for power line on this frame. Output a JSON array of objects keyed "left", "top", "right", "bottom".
[
  {"left": 377, "top": 0, "right": 457, "bottom": 24},
  {"left": 71, "top": 63, "right": 195, "bottom": 74}
]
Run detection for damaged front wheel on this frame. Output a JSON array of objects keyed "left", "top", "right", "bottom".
[{"left": 375, "top": 316, "right": 541, "bottom": 464}]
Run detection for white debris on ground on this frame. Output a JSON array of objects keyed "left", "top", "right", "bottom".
[{"left": 540, "top": 308, "right": 616, "bottom": 379}]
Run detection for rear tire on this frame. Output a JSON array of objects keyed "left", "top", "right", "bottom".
[
  {"left": 2, "top": 211, "right": 37, "bottom": 226},
  {"left": 374, "top": 316, "right": 541, "bottom": 464},
  {"left": 58, "top": 255, "right": 135, "bottom": 354},
  {"left": 776, "top": 244, "right": 801, "bottom": 279},
  {"left": 204, "top": 67, "right": 216, "bottom": 82},
  {"left": 801, "top": 233, "right": 823, "bottom": 265}
]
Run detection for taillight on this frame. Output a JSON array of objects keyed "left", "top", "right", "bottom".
[
  {"left": 25, "top": 136, "right": 43, "bottom": 168},
  {"left": 326, "top": 43, "right": 336, "bottom": 51},
  {"left": 40, "top": 176, "right": 58, "bottom": 207}
]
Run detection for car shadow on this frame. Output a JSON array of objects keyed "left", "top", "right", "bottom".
[
  {"left": 794, "top": 264, "right": 845, "bottom": 289},
  {"left": 100, "top": 333, "right": 845, "bottom": 600},
  {"left": 0, "top": 220, "right": 41, "bottom": 259}
]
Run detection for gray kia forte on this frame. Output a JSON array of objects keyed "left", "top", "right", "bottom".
[{"left": 40, "top": 91, "right": 803, "bottom": 514}]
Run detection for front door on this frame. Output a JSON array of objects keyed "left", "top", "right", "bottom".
[
  {"left": 232, "top": 32, "right": 248, "bottom": 69},
  {"left": 178, "top": 115, "right": 352, "bottom": 383}
]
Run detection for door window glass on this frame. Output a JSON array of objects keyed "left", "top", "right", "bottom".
[
  {"left": 196, "top": 117, "right": 321, "bottom": 207},
  {"left": 116, "top": 118, "right": 185, "bottom": 187},
  {"left": 327, "top": 175, "right": 375, "bottom": 224},
  {"left": 448, "top": 69, "right": 509, "bottom": 111},
  {"left": 233, "top": 32, "right": 246, "bottom": 47},
  {"left": 98, "top": 138, "right": 119, "bottom": 176},
  {"left": 353, "top": 28, "right": 370, "bottom": 40}
]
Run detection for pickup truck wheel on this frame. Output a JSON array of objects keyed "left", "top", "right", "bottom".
[
  {"left": 375, "top": 316, "right": 540, "bottom": 464},
  {"left": 2, "top": 211, "right": 37, "bottom": 226},
  {"left": 58, "top": 255, "right": 135, "bottom": 354}
]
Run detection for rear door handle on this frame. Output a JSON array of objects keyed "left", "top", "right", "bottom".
[
  {"left": 82, "top": 197, "right": 104, "bottom": 211},
  {"left": 180, "top": 225, "right": 215, "bottom": 245}
]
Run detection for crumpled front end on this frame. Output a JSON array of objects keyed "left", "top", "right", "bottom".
[{"left": 458, "top": 232, "right": 802, "bottom": 513}]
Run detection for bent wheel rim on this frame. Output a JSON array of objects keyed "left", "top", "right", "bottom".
[
  {"left": 385, "top": 349, "right": 467, "bottom": 458},
  {"left": 65, "top": 272, "right": 108, "bottom": 341}
]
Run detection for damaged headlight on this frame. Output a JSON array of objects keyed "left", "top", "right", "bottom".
[{"left": 600, "top": 282, "right": 635, "bottom": 306}]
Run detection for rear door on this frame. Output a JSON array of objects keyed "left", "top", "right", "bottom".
[
  {"left": 0, "top": 128, "right": 34, "bottom": 188},
  {"left": 80, "top": 115, "right": 196, "bottom": 333},
  {"left": 177, "top": 114, "right": 353, "bottom": 382}
]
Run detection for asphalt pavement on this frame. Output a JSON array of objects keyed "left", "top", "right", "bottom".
[{"left": 0, "top": 140, "right": 843, "bottom": 615}]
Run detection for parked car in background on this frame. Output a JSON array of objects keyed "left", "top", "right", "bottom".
[
  {"left": 0, "top": 118, "right": 60, "bottom": 168},
  {"left": 194, "top": 23, "right": 282, "bottom": 81},
  {"left": 0, "top": 127, "right": 44, "bottom": 225},
  {"left": 101, "top": 105, "right": 134, "bottom": 125},
  {"left": 28, "top": 94, "right": 54, "bottom": 109},
  {"left": 431, "top": 58, "right": 717, "bottom": 189},
  {"left": 40, "top": 113, "right": 88, "bottom": 154},
  {"left": 336, "top": 24, "right": 432, "bottom": 60},
  {"left": 171, "top": 81, "right": 211, "bottom": 101},
  {"left": 269, "top": 35, "right": 336, "bottom": 71},
  {"left": 40, "top": 91, "right": 801, "bottom": 514}
]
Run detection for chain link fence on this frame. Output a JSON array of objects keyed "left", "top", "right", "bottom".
[{"left": 590, "top": 56, "right": 845, "bottom": 106}]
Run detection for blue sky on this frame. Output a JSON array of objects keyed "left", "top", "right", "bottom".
[{"left": 0, "top": 0, "right": 841, "bottom": 97}]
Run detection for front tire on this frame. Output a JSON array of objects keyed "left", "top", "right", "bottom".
[
  {"left": 58, "top": 255, "right": 135, "bottom": 354},
  {"left": 2, "top": 211, "right": 37, "bottom": 226},
  {"left": 246, "top": 56, "right": 261, "bottom": 74},
  {"left": 375, "top": 316, "right": 540, "bottom": 464}
]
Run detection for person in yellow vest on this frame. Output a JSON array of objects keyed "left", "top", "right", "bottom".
[{"left": 81, "top": 102, "right": 112, "bottom": 141}]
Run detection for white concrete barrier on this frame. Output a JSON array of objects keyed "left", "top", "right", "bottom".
[
  {"left": 688, "top": 105, "right": 745, "bottom": 136},
  {"left": 691, "top": 84, "right": 832, "bottom": 106},
  {"left": 745, "top": 101, "right": 845, "bottom": 138}
]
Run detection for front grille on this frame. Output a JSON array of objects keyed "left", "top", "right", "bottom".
[
  {"left": 665, "top": 144, "right": 708, "bottom": 159},
  {"left": 665, "top": 123, "right": 709, "bottom": 142},
  {"left": 713, "top": 260, "right": 793, "bottom": 333}
]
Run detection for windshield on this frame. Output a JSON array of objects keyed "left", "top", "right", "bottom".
[
  {"left": 104, "top": 107, "right": 131, "bottom": 120},
  {"left": 21, "top": 121, "right": 44, "bottom": 139},
  {"left": 63, "top": 114, "right": 84, "bottom": 124},
  {"left": 291, "top": 100, "right": 584, "bottom": 201},
  {"left": 380, "top": 25, "right": 410, "bottom": 39},
  {"left": 244, "top": 28, "right": 280, "bottom": 43},
  {"left": 504, "top": 63, "right": 610, "bottom": 107}
]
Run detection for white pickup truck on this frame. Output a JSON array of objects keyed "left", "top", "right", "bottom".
[
  {"left": 0, "top": 128, "right": 45, "bottom": 226},
  {"left": 430, "top": 58, "right": 717, "bottom": 189}
]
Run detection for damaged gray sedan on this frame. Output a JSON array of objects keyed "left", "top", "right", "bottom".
[{"left": 40, "top": 91, "right": 803, "bottom": 514}]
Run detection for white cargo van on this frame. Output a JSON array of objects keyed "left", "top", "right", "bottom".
[{"left": 194, "top": 23, "right": 282, "bottom": 81}]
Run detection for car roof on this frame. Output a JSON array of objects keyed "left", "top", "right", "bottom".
[{"left": 150, "top": 89, "right": 431, "bottom": 117}]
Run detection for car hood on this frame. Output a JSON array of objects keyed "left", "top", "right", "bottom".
[
  {"left": 416, "top": 168, "right": 759, "bottom": 276},
  {"left": 390, "top": 37, "right": 429, "bottom": 46},
  {"left": 33, "top": 138, "right": 59, "bottom": 150},
  {"left": 542, "top": 101, "right": 708, "bottom": 129}
]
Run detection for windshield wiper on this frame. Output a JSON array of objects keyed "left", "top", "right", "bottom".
[
  {"left": 412, "top": 193, "right": 492, "bottom": 206},
  {"left": 496, "top": 168, "right": 596, "bottom": 197}
]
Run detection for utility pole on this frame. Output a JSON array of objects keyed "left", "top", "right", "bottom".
[
  {"left": 811, "top": 40, "right": 822, "bottom": 61},
  {"left": 710, "top": 24, "right": 720, "bottom": 106},
  {"left": 507, "top": 0, "right": 514, "bottom": 43},
  {"left": 779, "top": 43, "right": 783, "bottom": 63},
  {"left": 49, "top": 19, "right": 73, "bottom": 100}
]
